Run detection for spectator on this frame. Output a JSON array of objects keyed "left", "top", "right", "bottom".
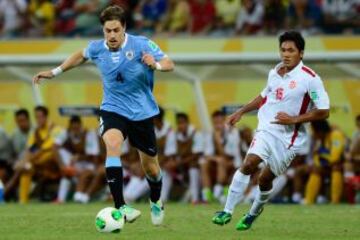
[
  {"left": 263, "top": 0, "right": 287, "bottom": 34},
  {"left": 201, "top": 110, "right": 240, "bottom": 203},
  {"left": 71, "top": 0, "right": 109, "bottom": 36},
  {"left": 0, "top": 125, "right": 12, "bottom": 185},
  {"left": 235, "top": 0, "right": 264, "bottom": 35},
  {"left": 110, "top": 0, "right": 140, "bottom": 30},
  {"left": 321, "top": 0, "right": 359, "bottom": 34},
  {"left": 286, "top": 0, "right": 323, "bottom": 34},
  {"left": 345, "top": 115, "right": 360, "bottom": 203},
  {"left": 11, "top": 109, "right": 32, "bottom": 162},
  {"left": 0, "top": 0, "right": 28, "bottom": 38},
  {"left": 156, "top": 0, "right": 190, "bottom": 36},
  {"left": 28, "top": 0, "right": 56, "bottom": 37},
  {"left": 14, "top": 106, "right": 63, "bottom": 203},
  {"left": 213, "top": 0, "right": 241, "bottom": 35},
  {"left": 188, "top": 0, "right": 216, "bottom": 35},
  {"left": 3, "top": 109, "right": 32, "bottom": 201},
  {"left": 134, "top": 0, "right": 167, "bottom": 35},
  {"left": 55, "top": 116, "right": 100, "bottom": 203},
  {"left": 305, "top": 120, "right": 346, "bottom": 204},
  {"left": 54, "top": 0, "right": 76, "bottom": 36},
  {"left": 153, "top": 107, "right": 177, "bottom": 202},
  {"left": 174, "top": 112, "right": 204, "bottom": 204}
]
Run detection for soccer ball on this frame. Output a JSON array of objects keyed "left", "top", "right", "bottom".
[{"left": 95, "top": 207, "right": 124, "bottom": 233}]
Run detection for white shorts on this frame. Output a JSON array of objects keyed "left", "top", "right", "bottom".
[{"left": 247, "top": 130, "right": 296, "bottom": 176}]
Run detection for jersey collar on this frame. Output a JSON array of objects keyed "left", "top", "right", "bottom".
[
  {"left": 103, "top": 33, "right": 128, "bottom": 51},
  {"left": 275, "top": 61, "right": 303, "bottom": 78}
]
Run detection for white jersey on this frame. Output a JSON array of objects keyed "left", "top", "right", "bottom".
[{"left": 258, "top": 61, "right": 330, "bottom": 151}]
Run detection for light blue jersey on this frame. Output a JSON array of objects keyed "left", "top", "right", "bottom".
[{"left": 84, "top": 34, "right": 166, "bottom": 121}]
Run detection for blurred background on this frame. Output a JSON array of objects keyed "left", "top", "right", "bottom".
[{"left": 0, "top": 0, "right": 359, "bottom": 206}]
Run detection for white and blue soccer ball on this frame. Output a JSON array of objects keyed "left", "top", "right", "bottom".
[{"left": 95, "top": 207, "right": 124, "bottom": 233}]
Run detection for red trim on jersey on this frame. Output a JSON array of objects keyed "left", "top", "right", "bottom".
[
  {"left": 288, "top": 93, "right": 311, "bottom": 149},
  {"left": 259, "top": 96, "right": 267, "bottom": 108},
  {"left": 301, "top": 66, "right": 316, "bottom": 77}
]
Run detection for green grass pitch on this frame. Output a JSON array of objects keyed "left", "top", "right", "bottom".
[{"left": 0, "top": 203, "right": 359, "bottom": 240}]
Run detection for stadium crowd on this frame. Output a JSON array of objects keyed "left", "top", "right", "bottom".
[
  {"left": 0, "top": 0, "right": 359, "bottom": 38},
  {"left": 0, "top": 105, "right": 360, "bottom": 205}
]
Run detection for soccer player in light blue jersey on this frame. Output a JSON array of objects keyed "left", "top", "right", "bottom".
[{"left": 33, "top": 5, "right": 174, "bottom": 226}]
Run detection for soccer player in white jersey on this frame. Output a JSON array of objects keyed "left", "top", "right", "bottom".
[
  {"left": 32, "top": 6, "right": 174, "bottom": 225},
  {"left": 212, "top": 31, "right": 330, "bottom": 230}
]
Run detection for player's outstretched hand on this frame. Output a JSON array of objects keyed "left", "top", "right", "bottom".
[
  {"left": 32, "top": 70, "right": 54, "bottom": 84},
  {"left": 271, "top": 112, "right": 297, "bottom": 125},
  {"left": 227, "top": 111, "right": 242, "bottom": 126},
  {"left": 142, "top": 52, "right": 156, "bottom": 69}
]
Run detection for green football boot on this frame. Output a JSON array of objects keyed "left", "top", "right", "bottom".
[
  {"left": 235, "top": 208, "right": 263, "bottom": 231},
  {"left": 119, "top": 204, "right": 141, "bottom": 223},
  {"left": 212, "top": 211, "right": 232, "bottom": 225}
]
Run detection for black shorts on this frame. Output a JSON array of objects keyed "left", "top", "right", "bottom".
[{"left": 99, "top": 110, "right": 157, "bottom": 157}]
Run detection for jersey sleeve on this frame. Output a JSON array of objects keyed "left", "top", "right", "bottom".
[
  {"left": 143, "top": 38, "right": 166, "bottom": 62},
  {"left": 85, "top": 130, "right": 100, "bottom": 155},
  {"left": 83, "top": 41, "right": 97, "bottom": 60},
  {"left": 308, "top": 76, "right": 330, "bottom": 110}
]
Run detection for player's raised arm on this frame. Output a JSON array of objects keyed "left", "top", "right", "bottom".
[
  {"left": 32, "top": 49, "right": 87, "bottom": 84},
  {"left": 227, "top": 95, "right": 264, "bottom": 126}
]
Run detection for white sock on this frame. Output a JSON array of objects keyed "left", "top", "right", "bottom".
[
  {"left": 124, "top": 176, "right": 149, "bottom": 202},
  {"left": 224, "top": 170, "right": 250, "bottom": 214},
  {"left": 213, "top": 184, "right": 224, "bottom": 200},
  {"left": 161, "top": 171, "right": 173, "bottom": 202},
  {"left": 243, "top": 185, "right": 258, "bottom": 204},
  {"left": 58, "top": 178, "right": 71, "bottom": 202},
  {"left": 249, "top": 187, "right": 272, "bottom": 216},
  {"left": 189, "top": 168, "right": 200, "bottom": 202},
  {"left": 269, "top": 175, "right": 287, "bottom": 199}
]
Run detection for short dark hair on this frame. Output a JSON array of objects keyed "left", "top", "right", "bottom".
[
  {"left": 356, "top": 114, "right": 360, "bottom": 122},
  {"left": 176, "top": 112, "right": 189, "bottom": 122},
  {"left": 34, "top": 105, "right": 49, "bottom": 116},
  {"left": 279, "top": 31, "right": 305, "bottom": 52},
  {"left": 311, "top": 120, "right": 331, "bottom": 134},
  {"left": 70, "top": 115, "right": 81, "bottom": 124},
  {"left": 212, "top": 110, "right": 225, "bottom": 118},
  {"left": 100, "top": 5, "right": 126, "bottom": 26},
  {"left": 15, "top": 108, "right": 29, "bottom": 119}
]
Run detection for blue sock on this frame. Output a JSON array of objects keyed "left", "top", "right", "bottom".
[{"left": 105, "top": 156, "right": 122, "bottom": 168}]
